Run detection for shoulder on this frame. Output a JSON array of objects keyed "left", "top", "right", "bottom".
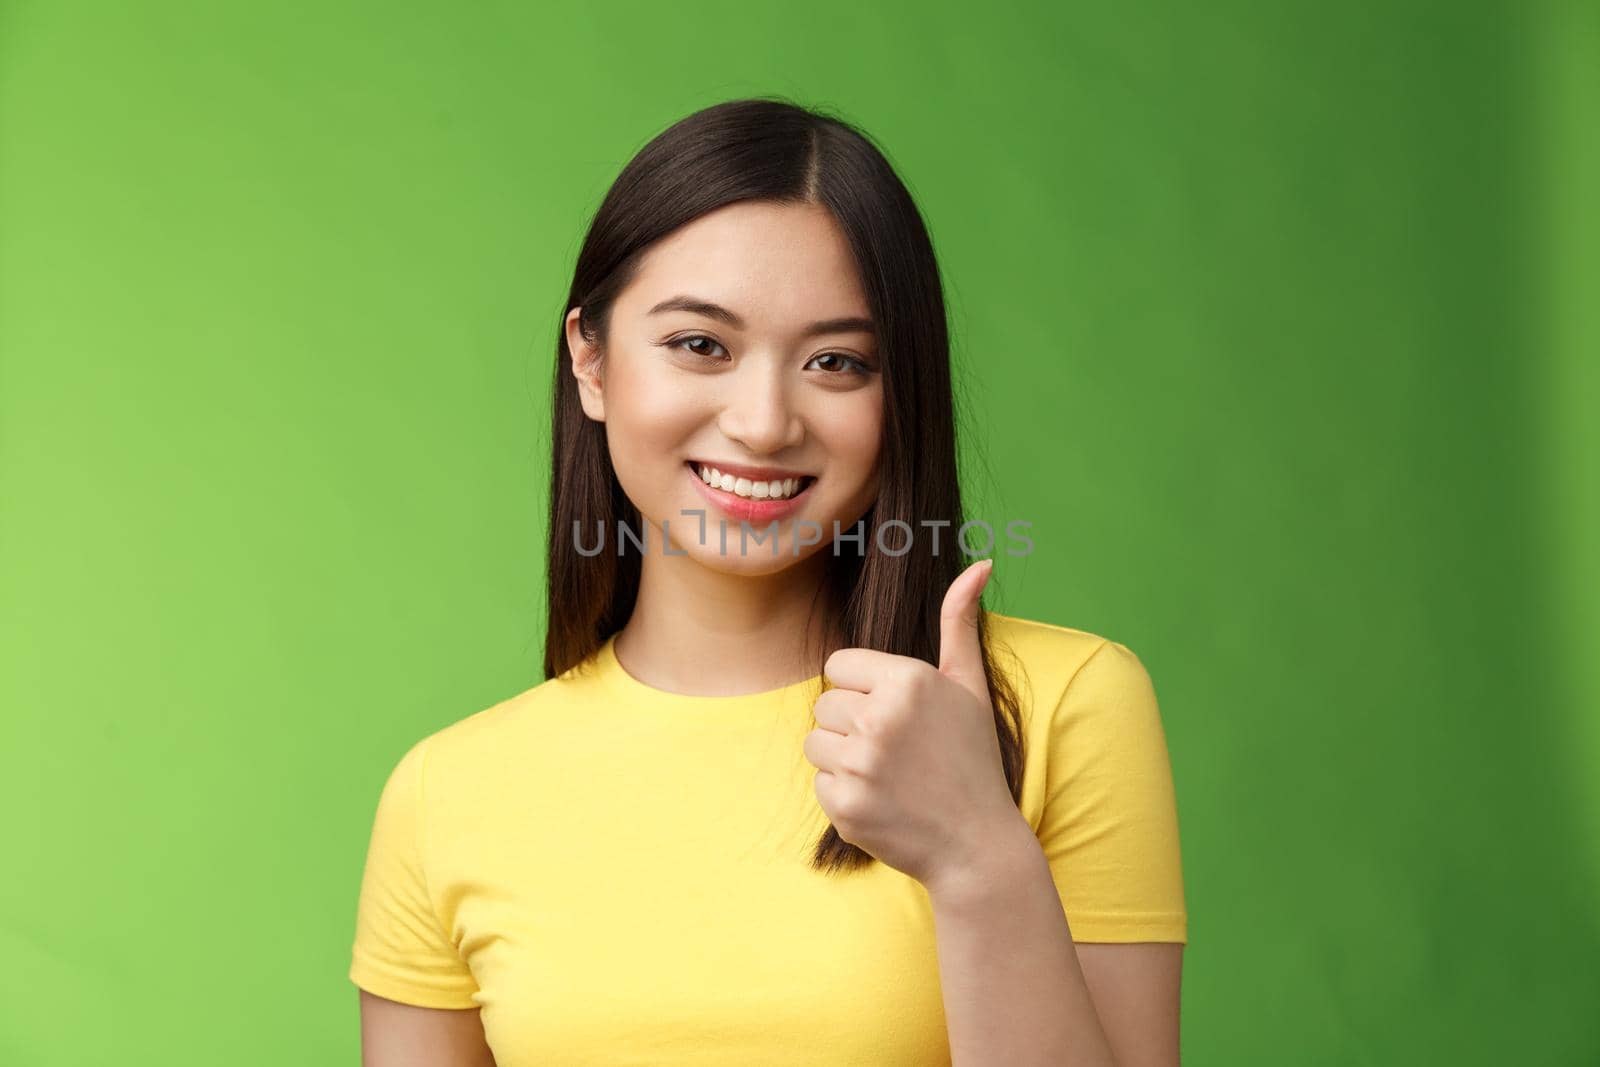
[
  {"left": 394, "top": 668, "right": 591, "bottom": 783},
  {"left": 981, "top": 609, "right": 1109, "bottom": 657},
  {"left": 981, "top": 610, "right": 1112, "bottom": 704},
  {"left": 981, "top": 609, "right": 1159, "bottom": 729},
  {"left": 987, "top": 612, "right": 1178, "bottom": 863}
]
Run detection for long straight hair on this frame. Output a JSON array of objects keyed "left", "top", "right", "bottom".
[{"left": 543, "top": 96, "right": 1025, "bottom": 875}]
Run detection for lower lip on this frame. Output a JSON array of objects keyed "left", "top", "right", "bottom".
[{"left": 685, "top": 462, "right": 814, "bottom": 524}]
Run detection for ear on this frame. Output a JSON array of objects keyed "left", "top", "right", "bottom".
[{"left": 564, "top": 306, "right": 606, "bottom": 422}]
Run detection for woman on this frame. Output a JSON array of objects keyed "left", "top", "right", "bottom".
[{"left": 350, "top": 97, "right": 1187, "bottom": 1066}]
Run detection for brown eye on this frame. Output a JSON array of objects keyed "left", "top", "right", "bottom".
[
  {"left": 666, "top": 334, "right": 727, "bottom": 362},
  {"left": 806, "top": 352, "right": 871, "bottom": 375}
]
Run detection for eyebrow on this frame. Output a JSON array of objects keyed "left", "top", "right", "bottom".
[{"left": 647, "top": 295, "right": 876, "bottom": 339}]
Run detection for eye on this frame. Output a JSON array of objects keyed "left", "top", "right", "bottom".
[
  {"left": 666, "top": 334, "right": 728, "bottom": 362},
  {"left": 661, "top": 334, "right": 874, "bottom": 376},
  {"left": 805, "top": 352, "right": 873, "bottom": 375}
]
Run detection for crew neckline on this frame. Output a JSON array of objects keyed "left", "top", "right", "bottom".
[{"left": 592, "top": 631, "right": 825, "bottom": 711}]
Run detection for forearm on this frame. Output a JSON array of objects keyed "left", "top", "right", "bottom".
[{"left": 926, "top": 817, "right": 1117, "bottom": 1067}]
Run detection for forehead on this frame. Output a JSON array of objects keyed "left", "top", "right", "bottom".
[{"left": 621, "top": 200, "right": 871, "bottom": 328}]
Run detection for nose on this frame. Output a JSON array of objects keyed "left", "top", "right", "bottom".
[{"left": 716, "top": 359, "right": 804, "bottom": 455}]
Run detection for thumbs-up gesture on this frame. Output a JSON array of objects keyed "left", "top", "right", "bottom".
[{"left": 803, "top": 558, "right": 1025, "bottom": 895}]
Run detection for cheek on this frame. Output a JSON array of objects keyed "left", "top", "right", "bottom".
[
  {"left": 607, "top": 368, "right": 708, "bottom": 454},
  {"left": 817, "top": 393, "right": 883, "bottom": 472}
]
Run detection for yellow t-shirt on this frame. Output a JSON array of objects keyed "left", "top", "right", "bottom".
[{"left": 348, "top": 610, "right": 1186, "bottom": 1065}]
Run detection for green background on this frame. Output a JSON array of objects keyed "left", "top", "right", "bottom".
[{"left": 2, "top": 1, "right": 1595, "bottom": 1063}]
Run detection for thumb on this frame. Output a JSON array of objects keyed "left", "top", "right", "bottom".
[{"left": 938, "top": 557, "right": 994, "bottom": 705}]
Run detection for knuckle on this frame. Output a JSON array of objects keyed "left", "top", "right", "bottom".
[
  {"left": 858, "top": 706, "right": 893, "bottom": 742},
  {"left": 844, "top": 743, "right": 880, "bottom": 779},
  {"left": 833, "top": 784, "right": 865, "bottom": 822}
]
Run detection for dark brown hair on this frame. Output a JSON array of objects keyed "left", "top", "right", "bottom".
[{"left": 542, "top": 95, "right": 1025, "bottom": 875}]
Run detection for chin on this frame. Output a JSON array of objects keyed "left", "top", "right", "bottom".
[
  {"left": 697, "top": 550, "right": 809, "bottom": 577},
  {"left": 666, "top": 523, "right": 828, "bottom": 576}
]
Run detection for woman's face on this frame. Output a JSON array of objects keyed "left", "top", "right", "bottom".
[{"left": 565, "top": 199, "right": 883, "bottom": 575}]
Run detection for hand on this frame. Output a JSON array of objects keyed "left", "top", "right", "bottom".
[{"left": 802, "top": 557, "right": 1027, "bottom": 894}]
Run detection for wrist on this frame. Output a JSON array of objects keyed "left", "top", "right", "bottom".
[{"left": 923, "top": 812, "right": 1043, "bottom": 910}]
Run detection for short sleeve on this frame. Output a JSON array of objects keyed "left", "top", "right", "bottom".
[
  {"left": 1036, "top": 639, "right": 1188, "bottom": 943},
  {"left": 349, "top": 736, "right": 481, "bottom": 1008}
]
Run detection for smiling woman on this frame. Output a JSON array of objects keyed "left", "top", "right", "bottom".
[
  {"left": 565, "top": 196, "right": 888, "bottom": 588},
  {"left": 349, "top": 96, "right": 1186, "bottom": 1066}
]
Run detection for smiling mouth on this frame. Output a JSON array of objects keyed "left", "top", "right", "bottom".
[{"left": 686, "top": 461, "right": 816, "bottom": 501}]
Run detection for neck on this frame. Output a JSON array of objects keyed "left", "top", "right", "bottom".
[{"left": 613, "top": 524, "right": 839, "bottom": 697}]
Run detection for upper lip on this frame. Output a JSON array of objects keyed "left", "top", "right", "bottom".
[{"left": 689, "top": 458, "right": 814, "bottom": 483}]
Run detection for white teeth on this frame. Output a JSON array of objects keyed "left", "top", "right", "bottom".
[{"left": 695, "top": 463, "right": 807, "bottom": 501}]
